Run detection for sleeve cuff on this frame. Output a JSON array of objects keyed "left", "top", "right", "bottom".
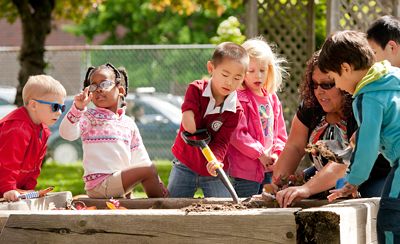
[{"left": 345, "top": 174, "right": 365, "bottom": 186}]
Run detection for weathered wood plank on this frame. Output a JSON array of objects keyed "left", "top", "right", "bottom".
[
  {"left": 321, "top": 198, "right": 380, "bottom": 244},
  {"left": 0, "top": 208, "right": 299, "bottom": 244},
  {"left": 73, "top": 197, "right": 331, "bottom": 210},
  {"left": 297, "top": 198, "right": 380, "bottom": 244}
]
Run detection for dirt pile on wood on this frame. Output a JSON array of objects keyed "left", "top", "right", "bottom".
[{"left": 182, "top": 193, "right": 277, "bottom": 213}]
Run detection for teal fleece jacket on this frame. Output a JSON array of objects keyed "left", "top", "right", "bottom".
[{"left": 347, "top": 61, "right": 400, "bottom": 186}]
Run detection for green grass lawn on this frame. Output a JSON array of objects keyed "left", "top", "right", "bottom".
[{"left": 37, "top": 160, "right": 204, "bottom": 198}]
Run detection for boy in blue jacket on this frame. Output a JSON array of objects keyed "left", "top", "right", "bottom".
[{"left": 319, "top": 30, "right": 400, "bottom": 244}]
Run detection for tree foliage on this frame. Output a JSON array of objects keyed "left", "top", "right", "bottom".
[
  {"left": 66, "top": 0, "right": 244, "bottom": 44},
  {"left": 0, "top": 0, "right": 97, "bottom": 24},
  {"left": 0, "top": 0, "right": 97, "bottom": 105},
  {"left": 149, "top": 0, "right": 243, "bottom": 16}
]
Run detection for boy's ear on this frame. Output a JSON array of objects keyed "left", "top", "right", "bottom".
[
  {"left": 341, "top": 63, "right": 352, "bottom": 74},
  {"left": 387, "top": 40, "right": 399, "bottom": 54},
  {"left": 207, "top": 61, "right": 214, "bottom": 74},
  {"left": 27, "top": 100, "right": 37, "bottom": 111}
]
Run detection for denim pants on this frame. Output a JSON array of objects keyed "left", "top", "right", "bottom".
[
  {"left": 377, "top": 160, "right": 400, "bottom": 244},
  {"left": 358, "top": 176, "right": 386, "bottom": 198},
  {"left": 167, "top": 159, "right": 231, "bottom": 198},
  {"left": 232, "top": 172, "right": 272, "bottom": 198},
  {"left": 232, "top": 178, "right": 260, "bottom": 198}
]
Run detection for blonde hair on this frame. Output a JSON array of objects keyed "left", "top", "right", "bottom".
[
  {"left": 242, "top": 37, "right": 287, "bottom": 93},
  {"left": 22, "top": 75, "right": 67, "bottom": 105}
]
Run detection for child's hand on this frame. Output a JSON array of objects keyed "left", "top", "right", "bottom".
[
  {"left": 3, "top": 190, "right": 20, "bottom": 202},
  {"left": 158, "top": 178, "right": 169, "bottom": 197},
  {"left": 206, "top": 160, "right": 223, "bottom": 177},
  {"left": 259, "top": 152, "right": 277, "bottom": 170},
  {"left": 74, "top": 87, "right": 92, "bottom": 110},
  {"left": 327, "top": 182, "right": 358, "bottom": 202}
]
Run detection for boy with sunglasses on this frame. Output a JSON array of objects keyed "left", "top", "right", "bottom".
[
  {"left": 0, "top": 75, "right": 66, "bottom": 201},
  {"left": 319, "top": 31, "right": 400, "bottom": 243}
]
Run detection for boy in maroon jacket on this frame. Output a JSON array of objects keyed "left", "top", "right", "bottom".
[
  {"left": 168, "top": 42, "right": 249, "bottom": 198},
  {"left": 0, "top": 75, "right": 66, "bottom": 201}
]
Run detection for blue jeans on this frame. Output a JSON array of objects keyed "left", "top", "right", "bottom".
[
  {"left": 232, "top": 172, "right": 272, "bottom": 197},
  {"left": 167, "top": 160, "right": 231, "bottom": 198},
  {"left": 258, "top": 172, "right": 273, "bottom": 194},
  {"left": 378, "top": 198, "right": 400, "bottom": 244},
  {"left": 232, "top": 178, "right": 260, "bottom": 198},
  {"left": 358, "top": 176, "right": 386, "bottom": 198},
  {"left": 303, "top": 166, "right": 317, "bottom": 181},
  {"left": 377, "top": 160, "right": 400, "bottom": 244}
]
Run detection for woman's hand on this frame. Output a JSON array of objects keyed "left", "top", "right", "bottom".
[
  {"left": 206, "top": 160, "right": 224, "bottom": 177},
  {"left": 74, "top": 87, "right": 92, "bottom": 111},
  {"left": 276, "top": 185, "right": 311, "bottom": 208},
  {"left": 327, "top": 182, "right": 358, "bottom": 202}
]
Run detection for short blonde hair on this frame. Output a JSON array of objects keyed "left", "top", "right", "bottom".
[
  {"left": 242, "top": 37, "right": 288, "bottom": 93},
  {"left": 22, "top": 75, "right": 67, "bottom": 105}
]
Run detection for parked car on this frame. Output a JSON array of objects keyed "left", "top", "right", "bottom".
[
  {"left": 47, "top": 93, "right": 182, "bottom": 164},
  {"left": 153, "top": 93, "right": 183, "bottom": 108},
  {"left": 0, "top": 97, "right": 17, "bottom": 119},
  {"left": 126, "top": 93, "right": 182, "bottom": 160},
  {"left": 0, "top": 85, "right": 17, "bottom": 104},
  {"left": 134, "top": 87, "right": 183, "bottom": 108}
]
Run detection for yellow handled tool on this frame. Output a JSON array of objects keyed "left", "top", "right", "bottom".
[{"left": 181, "top": 129, "right": 239, "bottom": 203}]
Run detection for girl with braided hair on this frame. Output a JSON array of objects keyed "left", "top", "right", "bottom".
[{"left": 60, "top": 63, "right": 167, "bottom": 198}]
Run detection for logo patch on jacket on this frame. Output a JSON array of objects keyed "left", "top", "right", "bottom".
[{"left": 211, "top": 120, "right": 223, "bottom": 132}]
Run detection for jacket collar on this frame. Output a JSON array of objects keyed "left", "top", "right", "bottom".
[{"left": 202, "top": 79, "right": 237, "bottom": 115}]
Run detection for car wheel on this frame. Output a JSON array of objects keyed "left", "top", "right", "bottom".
[{"left": 51, "top": 139, "right": 82, "bottom": 164}]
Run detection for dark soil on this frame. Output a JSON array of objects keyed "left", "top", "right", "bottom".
[{"left": 182, "top": 193, "right": 277, "bottom": 213}]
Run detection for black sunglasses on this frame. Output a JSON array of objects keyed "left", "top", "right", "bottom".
[
  {"left": 312, "top": 82, "right": 336, "bottom": 90},
  {"left": 34, "top": 99, "right": 66, "bottom": 113}
]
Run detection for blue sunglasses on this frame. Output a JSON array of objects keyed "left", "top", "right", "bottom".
[{"left": 34, "top": 99, "right": 66, "bottom": 113}]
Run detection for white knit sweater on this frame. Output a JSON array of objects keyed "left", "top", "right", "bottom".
[{"left": 59, "top": 104, "right": 152, "bottom": 176}]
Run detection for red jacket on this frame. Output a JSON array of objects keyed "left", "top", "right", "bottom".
[
  {"left": 171, "top": 80, "right": 244, "bottom": 176},
  {"left": 0, "top": 107, "right": 50, "bottom": 197}
]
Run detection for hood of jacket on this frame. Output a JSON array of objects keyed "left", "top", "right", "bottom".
[{"left": 354, "top": 60, "right": 400, "bottom": 96}]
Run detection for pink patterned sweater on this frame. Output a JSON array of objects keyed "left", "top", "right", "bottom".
[{"left": 59, "top": 104, "right": 152, "bottom": 179}]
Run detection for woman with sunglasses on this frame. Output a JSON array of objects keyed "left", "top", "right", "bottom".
[
  {"left": 59, "top": 63, "right": 167, "bottom": 199},
  {"left": 272, "top": 51, "right": 389, "bottom": 207}
]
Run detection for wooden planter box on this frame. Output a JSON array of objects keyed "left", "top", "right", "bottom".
[{"left": 0, "top": 195, "right": 379, "bottom": 244}]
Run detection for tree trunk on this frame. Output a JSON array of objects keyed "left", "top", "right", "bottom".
[{"left": 12, "top": 0, "right": 54, "bottom": 106}]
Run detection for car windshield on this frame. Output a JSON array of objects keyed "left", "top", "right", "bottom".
[{"left": 137, "top": 96, "right": 182, "bottom": 125}]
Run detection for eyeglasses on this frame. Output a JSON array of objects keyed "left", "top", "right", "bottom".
[
  {"left": 312, "top": 82, "right": 336, "bottom": 90},
  {"left": 88, "top": 80, "right": 116, "bottom": 92},
  {"left": 33, "top": 99, "right": 66, "bottom": 113}
]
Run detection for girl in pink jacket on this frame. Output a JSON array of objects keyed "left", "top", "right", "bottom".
[{"left": 226, "top": 37, "right": 288, "bottom": 197}]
